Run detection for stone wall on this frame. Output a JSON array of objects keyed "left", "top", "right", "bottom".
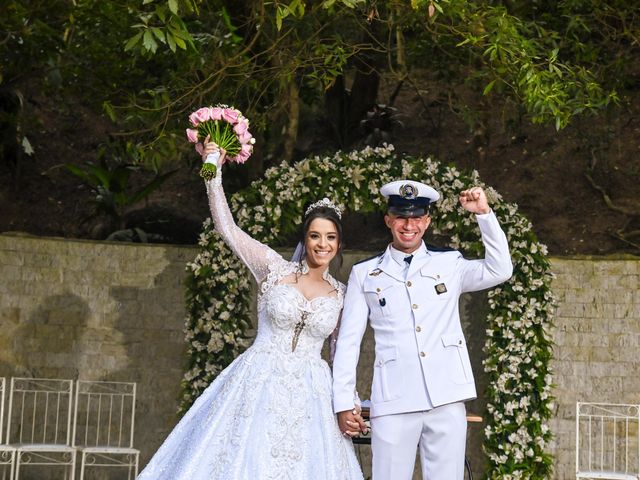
[
  {"left": 0, "top": 234, "right": 638, "bottom": 479},
  {"left": 0, "top": 233, "right": 193, "bottom": 480},
  {"left": 549, "top": 257, "right": 640, "bottom": 479}
]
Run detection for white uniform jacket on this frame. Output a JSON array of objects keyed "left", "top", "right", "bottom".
[{"left": 332, "top": 211, "right": 513, "bottom": 418}]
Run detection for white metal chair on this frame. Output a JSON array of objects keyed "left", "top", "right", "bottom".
[
  {"left": 576, "top": 402, "right": 640, "bottom": 480},
  {"left": 72, "top": 381, "right": 139, "bottom": 480},
  {"left": 0, "top": 377, "right": 16, "bottom": 480},
  {"left": 6, "top": 377, "right": 76, "bottom": 479}
]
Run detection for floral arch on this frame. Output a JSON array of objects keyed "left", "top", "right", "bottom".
[{"left": 183, "top": 145, "right": 555, "bottom": 478}]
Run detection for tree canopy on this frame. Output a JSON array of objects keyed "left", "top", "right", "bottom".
[{"left": 1, "top": 0, "right": 637, "bottom": 174}]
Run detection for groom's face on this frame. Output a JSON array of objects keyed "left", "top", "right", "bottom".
[{"left": 384, "top": 213, "right": 432, "bottom": 254}]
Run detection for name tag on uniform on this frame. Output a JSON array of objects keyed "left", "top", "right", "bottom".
[{"left": 435, "top": 283, "right": 447, "bottom": 295}]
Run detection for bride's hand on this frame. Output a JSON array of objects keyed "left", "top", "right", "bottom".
[
  {"left": 337, "top": 408, "right": 368, "bottom": 437},
  {"left": 202, "top": 135, "right": 227, "bottom": 164}
]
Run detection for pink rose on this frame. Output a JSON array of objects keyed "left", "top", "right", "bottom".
[
  {"left": 237, "top": 144, "right": 253, "bottom": 162},
  {"left": 189, "top": 107, "right": 211, "bottom": 126},
  {"left": 222, "top": 108, "right": 239, "bottom": 124},
  {"left": 233, "top": 120, "right": 248, "bottom": 135},
  {"left": 210, "top": 107, "right": 223, "bottom": 121},
  {"left": 237, "top": 132, "right": 253, "bottom": 144},
  {"left": 186, "top": 128, "right": 199, "bottom": 143},
  {"left": 234, "top": 151, "right": 249, "bottom": 164}
]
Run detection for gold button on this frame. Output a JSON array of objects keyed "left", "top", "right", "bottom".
[
  {"left": 412, "top": 304, "right": 418, "bottom": 309},
  {"left": 458, "top": 340, "right": 463, "bottom": 345},
  {"left": 416, "top": 326, "right": 422, "bottom": 332},
  {"left": 376, "top": 288, "right": 381, "bottom": 292},
  {"left": 420, "top": 351, "right": 426, "bottom": 357},
  {"left": 406, "top": 281, "right": 412, "bottom": 287}
]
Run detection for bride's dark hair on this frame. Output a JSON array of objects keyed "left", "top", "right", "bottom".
[{"left": 298, "top": 204, "right": 344, "bottom": 267}]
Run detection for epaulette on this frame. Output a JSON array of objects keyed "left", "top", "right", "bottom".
[
  {"left": 354, "top": 251, "right": 384, "bottom": 265},
  {"left": 426, "top": 243, "right": 456, "bottom": 252}
]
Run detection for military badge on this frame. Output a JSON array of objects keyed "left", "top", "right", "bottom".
[
  {"left": 435, "top": 283, "right": 447, "bottom": 295},
  {"left": 369, "top": 268, "right": 382, "bottom": 276},
  {"left": 399, "top": 183, "right": 418, "bottom": 200}
]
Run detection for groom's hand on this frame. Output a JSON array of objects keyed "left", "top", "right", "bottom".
[
  {"left": 337, "top": 409, "right": 368, "bottom": 437},
  {"left": 459, "top": 186, "right": 490, "bottom": 214}
]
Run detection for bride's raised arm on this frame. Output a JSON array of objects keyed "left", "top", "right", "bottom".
[{"left": 203, "top": 147, "right": 282, "bottom": 284}]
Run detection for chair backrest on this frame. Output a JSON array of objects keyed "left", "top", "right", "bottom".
[
  {"left": 576, "top": 402, "right": 640, "bottom": 478},
  {"left": 0, "top": 377, "right": 5, "bottom": 442},
  {"left": 5, "top": 377, "right": 74, "bottom": 446},
  {"left": 72, "top": 381, "right": 137, "bottom": 449}
]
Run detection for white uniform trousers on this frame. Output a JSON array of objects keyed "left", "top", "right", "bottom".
[{"left": 371, "top": 402, "right": 467, "bottom": 480}]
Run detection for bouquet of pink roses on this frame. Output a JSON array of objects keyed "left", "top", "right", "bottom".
[{"left": 186, "top": 105, "right": 255, "bottom": 180}]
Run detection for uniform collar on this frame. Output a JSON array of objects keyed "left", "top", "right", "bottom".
[
  {"left": 388, "top": 245, "right": 408, "bottom": 266},
  {"left": 376, "top": 243, "right": 424, "bottom": 282}
]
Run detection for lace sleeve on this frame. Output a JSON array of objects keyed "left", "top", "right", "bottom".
[{"left": 204, "top": 162, "right": 282, "bottom": 284}]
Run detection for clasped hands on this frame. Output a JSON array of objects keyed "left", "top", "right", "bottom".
[{"left": 337, "top": 407, "right": 368, "bottom": 438}]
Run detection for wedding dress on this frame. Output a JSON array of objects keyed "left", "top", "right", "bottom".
[{"left": 137, "top": 171, "right": 363, "bottom": 479}]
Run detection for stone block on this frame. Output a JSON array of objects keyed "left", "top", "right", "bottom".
[
  {"left": 0, "top": 249, "right": 24, "bottom": 266},
  {"left": 614, "top": 303, "right": 635, "bottom": 319},
  {"left": 0, "top": 307, "right": 21, "bottom": 327},
  {"left": 556, "top": 302, "right": 585, "bottom": 318},
  {"left": 610, "top": 333, "right": 640, "bottom": 348},
  {"left": 21, "top": 252, "right": 57, "bottom": 268}
]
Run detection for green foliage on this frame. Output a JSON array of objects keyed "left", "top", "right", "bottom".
[
  {"left": 1, "top": 0, "right": 207, "bottom": 172},
  {"left": 273, "top": 0, "right": 365, "bottom": 30},
  {"left": 451, "top": 2, "right": 618, "bottom": 129},
  {"left": 2, "top": 0, "right": 639, "bottom": 212},
  {"left": 393, "top": 0, "right": 624, "bottom": 130},
  {"left": 306, "top": 40, "right": 351, "bottom": 90},
  {"left": 124, "top": 0, "right": 198, "bottom": 54},
  {"left": 0, "top": 1, "right": 67, "bottom": 89},
  {"left": 135, "top": 1, "right": 367, "bottom": 156},
  {"left": 63, "top": 143, "right": 178, "bottom": 231}
]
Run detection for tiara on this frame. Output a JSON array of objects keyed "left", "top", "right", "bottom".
[{"left": 305, "top": 198, "right": 342, "bottom": 219}]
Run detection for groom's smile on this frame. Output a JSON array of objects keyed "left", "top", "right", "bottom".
[{"left": 384, "top": 214, "right": 432, "bottom": 253}]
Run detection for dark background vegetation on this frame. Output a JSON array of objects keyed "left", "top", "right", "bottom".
[{"left": 1, "top": 0, "right": 638, "bottom": 256}]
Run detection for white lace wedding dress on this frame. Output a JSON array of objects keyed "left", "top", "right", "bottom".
[{"left": 137, "top": 171, "right": 363, "bottom": 480}]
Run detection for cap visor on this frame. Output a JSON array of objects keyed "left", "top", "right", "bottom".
[{"left": 388, "top": 206, "right": 428, "bottom": 217}]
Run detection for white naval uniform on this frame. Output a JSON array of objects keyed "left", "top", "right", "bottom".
[{"left": 332, "top": 211, "right": 513, "bottom": 480}]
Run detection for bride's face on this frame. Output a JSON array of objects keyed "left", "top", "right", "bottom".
[{"left": 304, "top": 218, "right": 339, "bottom": 269}]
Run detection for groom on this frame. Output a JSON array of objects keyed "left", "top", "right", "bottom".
[{"left": 332, "top": 180, "right": 513, "bottom": 479}]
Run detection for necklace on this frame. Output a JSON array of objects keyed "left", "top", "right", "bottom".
[{"left": 291, "top": 311, "right": 309, "bottom": 352}]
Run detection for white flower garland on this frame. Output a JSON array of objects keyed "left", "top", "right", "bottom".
[{"left": 182, "top": 145, "right": 556, "bottom": 478}]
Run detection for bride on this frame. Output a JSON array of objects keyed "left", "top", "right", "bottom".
[{"left": 137, "top": 141, "right": 364, "bottom": 479}]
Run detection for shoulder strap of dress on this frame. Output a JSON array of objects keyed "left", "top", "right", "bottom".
[
  {"left": 324, "top": 273, "right": 344, "bottom": 298},
  {"left": 259, "top": 258, "right": 297, "bottom": 295}
]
